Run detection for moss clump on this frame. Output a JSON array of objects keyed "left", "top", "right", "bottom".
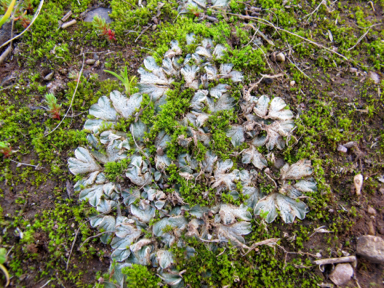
[{"left": 121, "top": 264, "right": 160, "bottom": 287}]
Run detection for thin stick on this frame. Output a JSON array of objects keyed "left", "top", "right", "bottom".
[
  {"left": 228, "top": 13, "right": 348, "bottom": 61},
  {"left": 313, "top": 256, "right": 357, "bottom": 267},
  {"left": 66, "top": 111, "right": 87, "bottom": 118},
  {"left": 242, "top": 238, "right": 280, "bottom": 256},
  {"left": 245, "top": 23, "right": 274, "bottom": 72},
  {"left": 245, "top": 73, "right": 285, "bottom": 100},
  {"left": 0, "top": 45, "right": 12, "bottom": 64},
  {"left": 135, "top": 25, "right": 152, "bottom": 43},
  {"left": 348, "top": 24, "right": 382, "bottom": 51},
  {"left": 245, "top": 25, "right": 259, "bottom": 47},
  {"left": 45, "top": 54, "right": 85, "bottom": 136},
  {"left": 0, "top": 0, "right": 45, "bottom": 49},
  {"left": 79, "top": 230, "right": 115, "bottom": 250},
  {"left": 9, "top": 159, "right": 42, "bottom": 169},
  {"left": 66, "top": 226, "right": 81, "bottom": 270},
  {"left": 303, "top": 0, "right": 325, "bottom": 19},
  {"left": 287, "top": 57, "right": 311, "bottom": 79},
  {"left": 40, "top": 280, "right": 52, "bottom": 288}
]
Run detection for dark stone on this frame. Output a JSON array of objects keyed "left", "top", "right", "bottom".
[
  {"left": 356, "top": 235, "right": 384, "bottom": 264},
  {"left": 274, "top": 158, "right": 285, "bottom": 169},
  {"left": 84, "top": 8, "right": 112, "bottom": 24},
  {"left": 0, "top": 22, "right": 12, "bottom": 47}
]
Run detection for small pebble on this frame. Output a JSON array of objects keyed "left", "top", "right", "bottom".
[
  {"left": 289, "top": 80, "right": 295, "bottom": 87},
  {"left": 337, "top": 144, "right": 347, "bottom": 153},
  {"left": 94, "top": 60, "right": 100, "bottom": 68},
  {"left": 276, "top": 52, "right": 285, "bottom": 62},
  {"left": 367, "top": 206, "right": 377, "bottom": 215},
  {"left": 368, "top": 220, "right": 375, "bottom": 235},
  {"left": 329, "top": 263, "right": 354, "bottom": 286},
  {"left": 343, "top": 141, "right": 356, "bottom": 148},
  {"left": 274, "top": 158, "right": 285, "bottom": 169},
  {"left": 368, "top": 71, "right": 380, "bottom": 84},
  {"left": 84, "top": 8, "right": 112, "bottom": 24},
  {"left": 44, "top": 72, "right": 54, "bottom": 81},
  {"left": 61, "top": 19, "right": 77, "bottom": 29},
  {"left": 86, "top": 59, "right": 96, "bottom": 65},
  {"left": 354, "top": 174, "right": 363, "bottom": 196}
]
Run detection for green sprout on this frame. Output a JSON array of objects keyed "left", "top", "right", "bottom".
[
  {"left": 186, "top": 4, "right": 203, "bottom": 17},
  {"left": 259, "top": 209, "right": 269, "bottom": 220},
  {"left": 44, "top": 93, "right": 62, "bottom": 120},
  {"left": 0, "top": 248, "right": 10, "bottom": 286},
  {"left": 92, "top": 15, "right": 116, "bottom": 41},
  {"left": 104, "top": 66, "right": 137, "bottom": 96},
  {"left": 0, "top": 141, "right": 12, "bottom": 158},
  {"left": 0, "top": 0, "right": 15, "bottom": 28}
]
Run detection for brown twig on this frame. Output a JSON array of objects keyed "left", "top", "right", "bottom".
[
  {"left": 242, "top": 238, "right": 280, "bottom": 256},
  {"left": 135, "top": 25, "right": 152, "bottom": 43},
  {"left": 303, "top": 0, "right": 325, "bottom": 19},
  {"left": 66, "top": 226, "right": 81, "bottom": 270},
  {"left": 79, "top": 230, "right": 116, "bottom": 250},
  {"left": 287, "top": 57, "right": 311, "bottom": 79},
  {"left": 348, "top": 24, "right": 382, "bottom": 51},
  {"left": 245, "top": 73, "right": 285, "bottom": 100},
  {"left": 228, "top": 13, "right": 349, "bottom": 61},
  {"left": 313, "top": 256, "right": 357, "bottom": 268},
  {"left": 9, "top": 159, "right": 43, "bottom": 170}
]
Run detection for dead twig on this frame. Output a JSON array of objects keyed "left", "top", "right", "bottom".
[
  {"left": 79, "top": 230, "right": 116, "bottom": 250},
  {"left": 277, "top": 244, "right": 319, "bottom": 268},
  {"left": 9, "top": 159, "right": 43, "bottom": 170},
  {"left": 287, "top": 57, "right": 311, "bottom": 79},
  {"left": 308, "top": 226, "right": 332, "bottom": 238},
  {"left": 313, "top": 256, "right": 357, "bottom": 271},
  {"left": 39, "top": 280, "right": 52, "bottom": 288},
  {"left": 348, "top": 24, "right": 382, "bottom": 51},
  {"left": 245, "top": 73, "right": 285, "bottom": 100},
  {"left": 135, "top": 25, "right": 152, "bottom": 43},
  {"left": 45, "top": 54, "right": 85, "bottom": 136},
  {"left": 242, "top": 238, "right": 280, "bottom": 256},
  {"left": 228, "top": 13, "right": 348, "bottom": 61},
  {"left": 304, "top": 0, "right": 325, "bottom": 19},
  {"left": 0, "top": 46, "right": 13, "bottom": 64},
  {"left": 66, "top": 226, "right": 81, "bottom": 270}
]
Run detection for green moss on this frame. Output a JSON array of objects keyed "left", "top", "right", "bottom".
[
  {"left": 121, "top": 264, "right": 160, "bottom": 288},
  {"left": 172, "top": 238, "right": 320, "bottom": 287},
  {"left": 104, "top": 158, "right": 131, "bottom": 182}
]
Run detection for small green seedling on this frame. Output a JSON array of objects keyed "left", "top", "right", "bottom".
[
  {"left": 0, "top": 248, "right": 10, "bottom": 286},
  {"left": 104, "top": 67, "right": 137, "bottom": 96},
  {"left": 92, "top": 15, "right": 116, "bottom": 41},
  {"left": 44, "top": 93, "right": 61, "bottom": 120},
  {"left": 259, "top": 209, "right": 269, "bottom": 220},
  {"left": 187, "top": 4, "right": 203, "bottom": 17},
  {"left": 0, "top": 142, "right": 12, "bottom": 158},
  {"left": 0, "top": 0, "right": 15, "bottom": 28}
]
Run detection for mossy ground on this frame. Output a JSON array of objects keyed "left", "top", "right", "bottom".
[{"left": 0, "top": 0, "right": 383, "bottom": 287}]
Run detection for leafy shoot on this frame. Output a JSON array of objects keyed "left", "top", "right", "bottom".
[
  {"left": 92, "top": 15, "right": 116, "bottom": 41},
  {"left": 45, "top": 93, "right": 62, "bottom": 120},
  {"left": 104, "top": 67, "right": 137, "bottom": 96},
  {"left": 0, "top": 141, "right": 12, "bottom": 158}
]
